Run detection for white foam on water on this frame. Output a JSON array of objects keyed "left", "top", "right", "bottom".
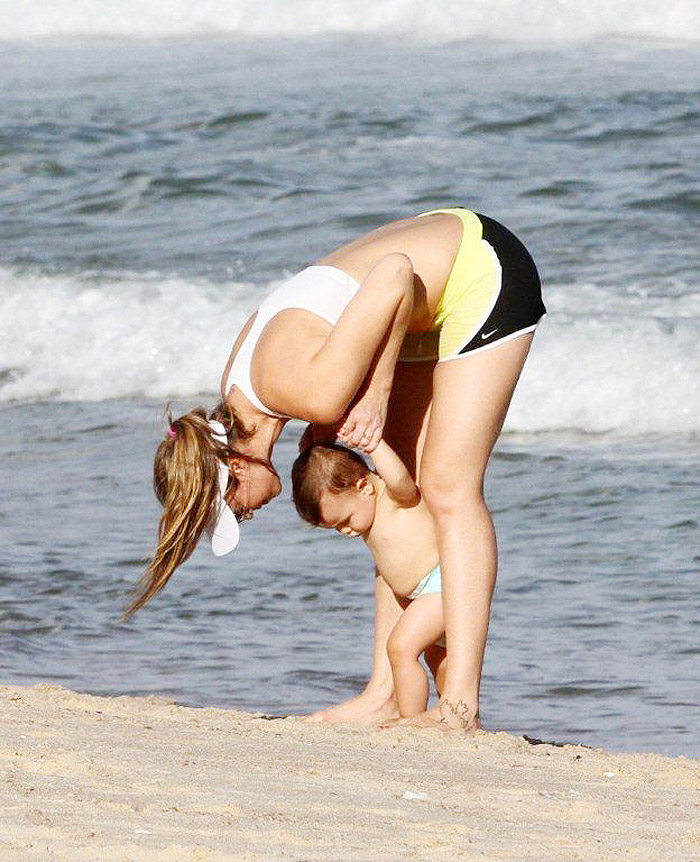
[
  {"left": 1, "top": 269, "right": 699, "bottom": 435},
  {"left": 0, "top": 268, "right": 257, "bottom": 404},
  {"left": 506, "top": 282, "right": 700, "bottom": 435},
  {"left": 4, "top": 0, "right": 699, "bottom": 41}
]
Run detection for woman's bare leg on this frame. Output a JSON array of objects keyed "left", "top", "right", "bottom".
[
  {"left": 303, "top": 361, "right": 434, "bottom": 723},
  {"left": 416, "top": 334, "right": 534, "bottom": 729},
  {"left": 302, "top": 574, "right": 402, "bottom": 724},
  {"left": 424, "top": 644, "right": 447, "bottom": 695},
  {"left": 383, "top": 360, "right": 435, "bottom": 478}
]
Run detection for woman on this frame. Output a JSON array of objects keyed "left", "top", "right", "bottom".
[{"left": 130, "top": 207, "right": 545, "bottom": 730}]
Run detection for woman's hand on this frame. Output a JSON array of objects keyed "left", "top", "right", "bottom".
[{"left": 337, "top": 384, "right": 389, "bottom": 453}]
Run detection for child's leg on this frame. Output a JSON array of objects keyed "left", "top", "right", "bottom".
[{"left": 386, "top": 595, "right": 445, "bottom": 717}]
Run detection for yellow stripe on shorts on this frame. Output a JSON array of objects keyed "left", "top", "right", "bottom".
[{"left": 400, "top": 208, "right": 501, "bottom": 362}]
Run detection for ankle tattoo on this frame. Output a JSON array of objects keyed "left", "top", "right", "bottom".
[{"left": 439, "top": 698, "right": 476, "bottom": 729}]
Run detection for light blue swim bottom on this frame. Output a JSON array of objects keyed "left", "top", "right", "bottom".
[
  {"left": 407, "top": 563, "right": 442, "bottom": 600},
  {"left": 407, "top": 563, "right": 446, "bottom": 648}
]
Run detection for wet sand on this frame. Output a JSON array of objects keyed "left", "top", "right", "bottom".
[{"left": 1, "top": 684, "right": 697, "bottom": 861}]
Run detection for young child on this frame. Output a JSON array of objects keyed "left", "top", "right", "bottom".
[{"left": 291, "top": 438, "right": 447, "bottom": 718}]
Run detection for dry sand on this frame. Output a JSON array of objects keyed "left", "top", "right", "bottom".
[{"left": 1, "top": 684, "right": 698, "bottom": 861}]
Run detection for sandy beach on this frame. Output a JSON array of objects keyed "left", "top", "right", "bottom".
[{"left": 1, "top": 685, "right": 697, "bottom": 861}]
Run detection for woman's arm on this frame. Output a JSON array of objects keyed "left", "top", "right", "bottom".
[
  {"left": 256, "top": 253, "right": 414, "bottom": 432},
  {"left": 369, "top": 440, "right": 420, "bottom": 508},
  {"left": 336, "top": 256, "right": 416, "bottom": 452}
]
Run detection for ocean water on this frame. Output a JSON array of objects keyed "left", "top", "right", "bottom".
[{"left": 1, "top": 3, "right": 699, "bottom": 755}]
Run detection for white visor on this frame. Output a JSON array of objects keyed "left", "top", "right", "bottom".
[{"left": 207, "top": 419, "right": 240, "bottom": 556}]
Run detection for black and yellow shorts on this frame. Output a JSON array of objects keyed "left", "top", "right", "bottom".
[{"left": 400, "top": 208, "right": 546, "bottom": 362}]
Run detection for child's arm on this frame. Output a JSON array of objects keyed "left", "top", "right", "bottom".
[{"left": 370, "top": 440, "right": 421, "bottom": 508}]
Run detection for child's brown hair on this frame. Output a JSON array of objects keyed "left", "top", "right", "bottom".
[{"left": 292, "top": 443, "right": 370, "bottom": 526}]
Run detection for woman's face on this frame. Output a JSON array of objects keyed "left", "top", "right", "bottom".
[{"left": 225, "top": 456, "right": 281, "bottom": 520}]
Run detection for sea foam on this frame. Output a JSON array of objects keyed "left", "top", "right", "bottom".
[
  {"left": 5, "top": 0, "right": 700, "bottom": 42},
  {"left": 0, "top": 269, "right": 254, "bottom": 405},
  {"left": 1, "top": 268, "right": 698, "bottom": 435}
]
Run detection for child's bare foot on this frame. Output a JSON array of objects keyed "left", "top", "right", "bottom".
[{"left": 302, "top": 690, "right": 399, "bottom": 725}]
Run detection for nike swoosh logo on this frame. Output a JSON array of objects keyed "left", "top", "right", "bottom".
[{"left": 481, "top": 328, "right": 498, "bottom": 340}]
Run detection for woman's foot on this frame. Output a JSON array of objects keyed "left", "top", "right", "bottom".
[
  {"left": 380, "top": 700, "right": 481, "bottom": 731},
  {"left": 302, "top": 689, "right": 399, "bottom": 725},
  {"left": 437, "top": 698, "right": 481, "bottom": 730}
]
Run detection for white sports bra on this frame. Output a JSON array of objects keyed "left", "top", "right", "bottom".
[{"left": 224, "top": 265, "right": 361, "bottom": 418}]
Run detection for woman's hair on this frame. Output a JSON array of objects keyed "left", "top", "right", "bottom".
[
  {"left": 291, "top": 443, "right": 370, "bottom": 526},
  {"left": 125, "top": 401, "right": 258, "bottom": 618}
]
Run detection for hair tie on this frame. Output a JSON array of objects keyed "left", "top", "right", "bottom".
[{"left": 167, "top": 427, "right": 177, "bottom": 439}]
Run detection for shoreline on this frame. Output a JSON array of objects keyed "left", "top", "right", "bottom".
[{"left": 1, "top": 685, "right": 697, "bottom": 861}]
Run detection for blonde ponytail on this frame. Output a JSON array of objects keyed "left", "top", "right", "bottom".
[{"left": 125, "top": 402, "right": 238, "bottom": 617}]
